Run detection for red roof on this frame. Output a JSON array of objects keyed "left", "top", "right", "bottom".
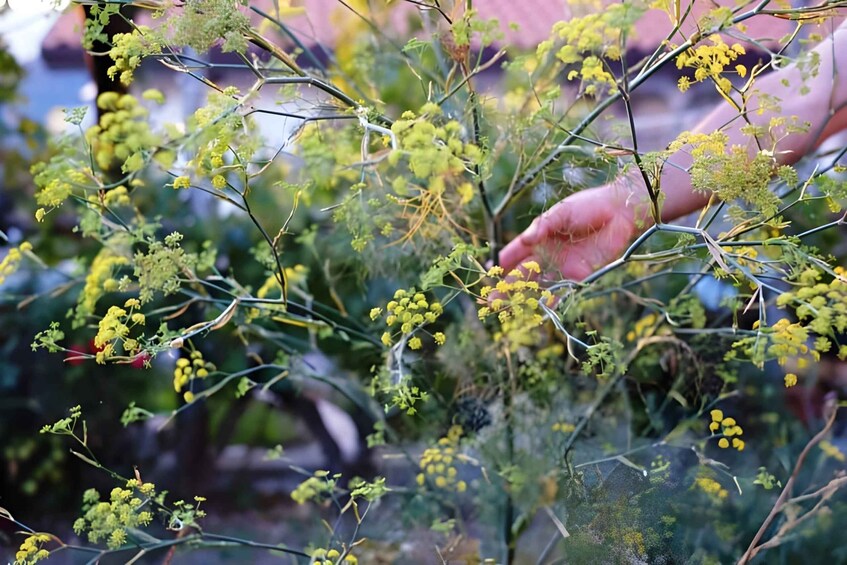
[{"left": 44, "top": 0, "right": 802, "bottom": 56}]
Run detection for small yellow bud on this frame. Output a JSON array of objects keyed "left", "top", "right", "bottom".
[
  {"left": 521, "top": 260, "right": 541, "bottom": 274},
  {"left": 211, "top": 175, "right": 227, "bottom": 190},
  {"left": 172, "top": 176, "right": 191, "bottom": 189}
]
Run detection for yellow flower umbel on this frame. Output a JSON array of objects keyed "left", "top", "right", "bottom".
[
  {"left": 76, "top": 249, "right": 130, "bottom": 323},
  {"left": 372, "top": 287, "right": 445, "bottom": 349},
  {"left": 173, "top": 349, "right": 216, "bottom": 402},
  {"left": 15, "top": 533, "right": 51, "bottom": 565},
  {"left": 819, "top": 440, "right": 846, "bottom": 462},
  {"left": 478, "top": 261, "right": 555, "bottom": 350},
  {"left": 171, "top": 175, "right": 191, "bottom": 189},
  {"left": 0, "top": 241, "right": 32, "bottom": 285},
  {"left": 626, "top": 312, "right": 659, "bottom": 342},
  {"left": 92, "top": 298, "right": 147, "bottom": 364},
  {"left": 551, "top": 421, "right": 576, "bottom": 434},
  {"left": 538, "top": 3, "right": 643, "bottom": 96},
  {"left": 774, "top": 266, "right": 847, "bottom": 363},
  {"left": 85, "top": 92, "right": 162, "bottom": 173},
  {"left": 675, "top": 34, "right": 746, "bottom": 94},
  {"left": 72, "top": 480, "right": 155, "bottom": 550},
  {"left": 416, "top": 425, "right": 468, "bottom": 493},
  {"left": 708, "top": 409, "right": 745, "bottom": 451},
  {"left": 312, "top": 548, "right": 358, "bottom": 565},
  {"left": 694, "top": 475, "right": 729, "bottom": 501}
]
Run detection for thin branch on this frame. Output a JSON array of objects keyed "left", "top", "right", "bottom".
[{"left": 738, "top": 398, "right": 839, "bottom": 564}]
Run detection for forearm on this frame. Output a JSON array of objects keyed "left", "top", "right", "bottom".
[
  {"left": 653, "top": 22, "right": 847, "bottom": 222},
  {"left": 499, "top": 23, "right": 847, "bottom": 274}
]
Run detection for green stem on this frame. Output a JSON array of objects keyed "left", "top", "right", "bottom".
[{"left": 502, "top": 348, "right": 516, "bottom": 564}]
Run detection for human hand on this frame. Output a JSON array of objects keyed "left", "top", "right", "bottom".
[{"left": 498, "top": 176, "right": 645, "bottom": 281}]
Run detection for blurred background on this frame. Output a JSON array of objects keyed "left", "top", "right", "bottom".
[{"left": 2, "top": 1, "right": 847, "bottom": 563}]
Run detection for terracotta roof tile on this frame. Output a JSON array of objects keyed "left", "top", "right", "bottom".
[{"left": 40, "top": 1, "right": 826, "bottom": 58}]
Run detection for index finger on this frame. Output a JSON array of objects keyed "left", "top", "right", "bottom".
[{"left": 498, "top": 230, "right": 536, "bottom": 273}]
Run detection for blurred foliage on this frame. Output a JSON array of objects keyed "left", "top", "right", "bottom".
[{"left": 2, "top": 0, "right": 847, "bottom": 563}]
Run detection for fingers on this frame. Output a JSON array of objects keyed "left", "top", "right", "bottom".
[
  {"left": 545, "top": 246, "right": 596, "bottom": 281},
  {"left": 498, "top": 203, "right": 572, "bottom": 272},
  {"left": 498, "top": 233, "right": 535, "bottom": 273},
  {"left": 500, "top": 188, "right": 614, "bottom": 273}
]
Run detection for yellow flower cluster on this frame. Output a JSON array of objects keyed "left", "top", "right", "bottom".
[
  {"left": 85, "top": 92, "right": 161, "bottom": 173},
  {"left": 820, "top": 440, "right": 846, "bottom": 462},
  {"left": 311, "top": 548, "right": 358, "bottom": 565},
  {"left": 92, "top": 299, "right": 146, "bottom": 364},
  {"left": 666, "top": 130, "right": 728, "bottom": 158},
  {"left": 211, "top": 174, "right": 227, "bottom": 190},
  {"left": 245, "top": 266, "right": 309, "bottom": 322},
  {"left": 73, "top": 480, "right": 155, "bottom": 550},
  {"left": 551, "top": 421, "right": 576, "bottom": 433},
  {"left": 107, "top": 27, "right": 162, "bottom": 86},
  {"left": 538, "top": 3, "right": 642, "bottom": 95},
  {"left": 97, "top": 185, "right": 133, "bottom": 208},
  {"left": 389, "top": 104, "right": 483, "bottom": 186},
  {"left": 784, "top": 372, "right": 798, "bottom": 387},
  {"left": 77, "top": 249, "right": 129, "bottom": 322},
  {"left": 257, "top": 265, "right": 308, "bottom": 299},
  {"left": 709, "top": 409, "right": 745, "bottom": 451},
  {"left": 776, "top": 266, "right": 847, "bottom": 360},
  {"left": 416, "top": 425, "right": 467, "bottom": 493},
  {"left": 477, "top": 261, "right": 555, "bottom": 349},
  {"left": 721, "top": 245, "right": 763, "bottom": 273},
  {"left": 766, "top": 318, "right": 810, "bottom": 366},
  {"left": 185, "top": 87, "right": 255, "bottom": 182},
  {"left": 173, "top": 350, "right": 215, "bottom": 402},
  {"left": 172, "top": 175, "right": 191, "bottom": 190},
  {"left": 566, "top": 56, "right": 618, "bottom": 95},
  {"left": 15, "top": 533, "right": 51, "bottom": 565},
  {"left": 383, "top": 105, "right": 484, "bottom": 243},
  {"left": 0, "top": 241, "right": 32, "bottom": 285},
  {"left": 694, "top": 476, "right": 728, "bottom": 500},
  {"left": 291, "top": 471, "right": 337, "bottom": 505},
  {"left": 676, "top": 34, "right": 746, "bottom": 93},
  {"left": 372, "top": 288, "right": 445, "bottom": 349},
  {"left": 733, "top": 265, "right": 847, "bottom": 367},
  {"left": 626, "top": 312, "right": 659, "bottom": 342}
]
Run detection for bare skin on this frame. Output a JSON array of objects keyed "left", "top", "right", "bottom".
[{"left": 499, "top": 21, "right": 847, "bottom": 280}]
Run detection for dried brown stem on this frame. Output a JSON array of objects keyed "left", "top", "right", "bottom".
[{"left": 738, "top": 398, "right": 839, "bottom": 564}]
